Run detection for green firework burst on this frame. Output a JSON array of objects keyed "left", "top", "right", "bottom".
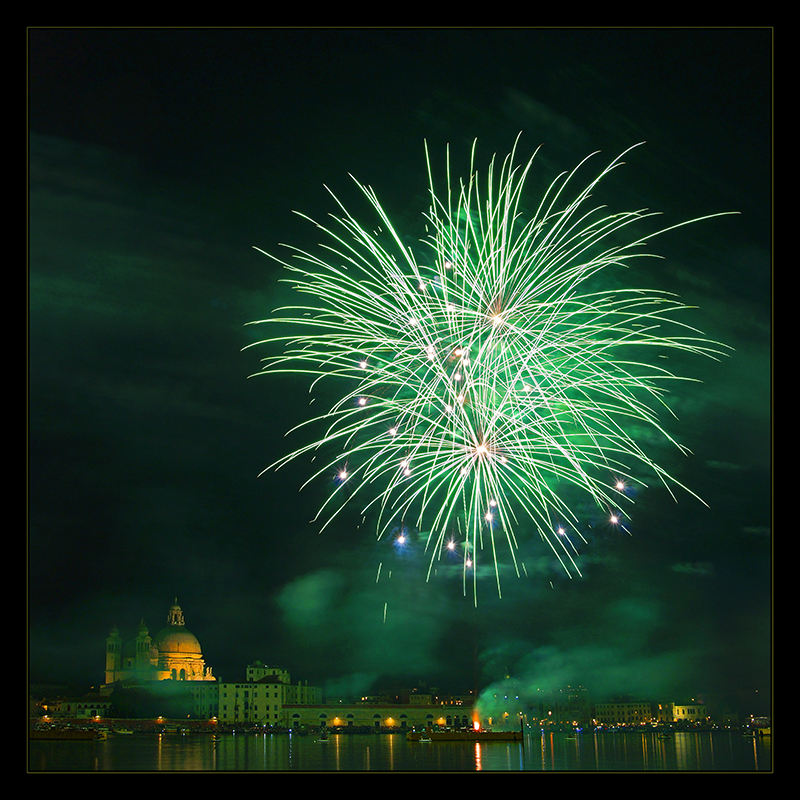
[{"left": 246, "top": 137, "right": 733, "bottom": 600}]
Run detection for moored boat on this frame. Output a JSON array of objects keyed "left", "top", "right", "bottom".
[{"left": 407, "top": 727, "right": 522, "bottom": 742}]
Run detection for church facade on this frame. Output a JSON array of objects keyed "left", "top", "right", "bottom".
[{"left": 103, "top": 600, "right": 215, "bottom": 693}]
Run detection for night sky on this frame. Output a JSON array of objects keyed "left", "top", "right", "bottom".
[{"left": 28, "top": 28, "right": 771, "bottom": 716}]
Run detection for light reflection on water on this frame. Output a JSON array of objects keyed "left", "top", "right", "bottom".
[{"left": 28, "top": 730, "right": 771, "bottom": 772}]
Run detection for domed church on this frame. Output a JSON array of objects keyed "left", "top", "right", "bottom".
[{"left": 103, "top": 600, "right": 215, "bottom": 690}]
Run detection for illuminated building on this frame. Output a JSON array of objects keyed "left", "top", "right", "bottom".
[
  {"left": 593, "top": 701, "right": 655, "bottom": 725},
  {"left": 215, "top": 663, "right": 321, "bottom": 725},
  {"left": 49, "top": 695, "right": 113, "bottom": 719},
  {"left": 655, "top": 701, "right": 710, "bottom": 724},
  {"left": 671, "top": 701, "right": 709, "bottom": 724},
  {"left": 102, "top": 599, "right": 215, "bottom": 692},
  {"left": 281, "top": 703, "right": 460, "bottom": 731}
]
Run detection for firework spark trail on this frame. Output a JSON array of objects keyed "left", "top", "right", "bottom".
[{"left": 246, "top": 137, "right": 733, "bottom": 601}]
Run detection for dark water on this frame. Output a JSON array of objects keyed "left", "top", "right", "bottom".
[{"left": 29, "top": 729, "right": 771, "bottom": 772}]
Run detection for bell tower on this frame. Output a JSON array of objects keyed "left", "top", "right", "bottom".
[
  {"left": 134, "top": 620, "right": 155, "bottom": 673},
  {"left": 105, "top": 624, "right": 122, "bottom": 685}
]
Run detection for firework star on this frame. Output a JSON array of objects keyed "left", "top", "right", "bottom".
[{"left": 246, "top": 137, "right": 733, "bottom": 601}]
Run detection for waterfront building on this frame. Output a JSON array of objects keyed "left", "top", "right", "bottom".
[
  {"left": 190, "top": 681, "right": 220, "bottom": 720},
  {"left": 654, "top": 701, "right": 710, "bottom": 724},
  {"left": 281, "top": 703, "right": 469, "bottom": 731},
  {"left": 49, "top": 694, "right": 113, "bottom": 719},
  {"left": 215, "top": 679, "right": 322, "bottom": 725},
  {"left": 672, "top": 701, "right": 709, "bottom": 724},
  {"left": 215, "top": 664, "right": 321, "bottom": 725},
  {"left": 594, "top": 700, "right": 655, "bottom": 725}
]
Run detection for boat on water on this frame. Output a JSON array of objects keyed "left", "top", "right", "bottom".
[{"left": 407, "top": 727, "right": 523, "bottom": 743}]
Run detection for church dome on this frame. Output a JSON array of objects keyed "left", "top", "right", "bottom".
[
  {"left": 152, "top": 625, "right": 202, "bottom": 655},
  {"left": 151, "top": 600, "right": 203, "bottom": 656},
  {"left": 103, "top": 599, "right": 214, "bottom": 689}
]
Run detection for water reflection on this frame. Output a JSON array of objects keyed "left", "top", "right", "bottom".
[{"left": 29, "top": 730, "right": 770, "bottom": 772}]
